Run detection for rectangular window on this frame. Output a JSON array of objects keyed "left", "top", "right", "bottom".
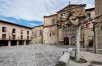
[
  {"left": 27, "top": 36, "right": 29, "bottom": 40},
  {"left": 21, "top": 35, "right": 23, "bottom": 40},
  {"left": 12, "top": 29, "right": 16, "bottom": 33},
  {"left": 38, "top": 30, "right": 42, "bottom": 36},
  {"left": 21, "top": 30, "right": 23, "bottom": 34},
  {"left": 39, "top": 30, "right": 42, "bottom": 36},
  {"left": 27, "top": 31, "right": 29, "bottom": 35},
  {"left": 2, "top": 34, "right": 6, "bottom": 40},
  {"left": 13, "top": 35, "right": 16, "bottom": 40},
  {"left": 50, "top": 33, "right": 52, "bottom": 37},
  {"left": 2, "top": 27, "right": 6, "bottom": 32}
]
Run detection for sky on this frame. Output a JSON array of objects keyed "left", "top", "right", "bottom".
[{"left": 0, "top": 0, "right": 94, "bottom": 27}]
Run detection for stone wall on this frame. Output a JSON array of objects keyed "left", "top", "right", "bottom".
[
  {"left": 43, "top": 26, "right": 58, "bottom": 44},
  {"left": 31, "top": 26, "right": 43, "bottom": 44}
]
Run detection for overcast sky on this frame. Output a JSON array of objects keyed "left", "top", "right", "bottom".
[{"left": 0, "top": 0, "right": 94, "bottom": 21}]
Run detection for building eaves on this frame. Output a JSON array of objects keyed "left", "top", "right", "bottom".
[
  {"left": 85, "top": 8, "right": 95, "bottom": 11},
  {"left": 44, "top": 14, "right": 57, "bottom": 18},
  {"left": 33, "top": 25, "right": 44, "bottom": 28},
  {"left": 0, "top": 20, "right": 33, "bottom": 29}
]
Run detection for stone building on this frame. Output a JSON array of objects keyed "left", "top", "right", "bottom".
[
  {"left": 95, "top": 0, "right": 102, "bottom": 16},
  {"left": 57, "top": 4, "right": 86, "bottom": 45},
  {"left": 31, "top": 25, "right": 43, "bottom": 44},
  {"left": 43, "top": 14, "right": 58, "bottom": 44},
  {"left": 81, "top": 8, "right": 95, "bottom": 48},
  {"left": 32, "top": 4, "right": 95, "bottom": 46},
  {"left": 85, "top": 8, "right": 95, "bottom": 18},
  {"left": 0, "top": 20, "right": 32, "bottom": 46},
  {"left": 43, "top": 4, "right": 95, "bottom": 46},
  {"left": 95, "top": 0, "right": 102, "bottom": 49}
]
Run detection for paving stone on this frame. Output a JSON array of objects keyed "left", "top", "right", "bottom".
[{"left": 0, "top": 44, "right": 102, "bottom": 66}]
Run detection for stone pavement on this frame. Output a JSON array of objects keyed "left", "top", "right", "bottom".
[
  {"left": 0, "top": 44, "right": 68, "bottom": 66},
  {"left": 0, "top": 44, "right": 102, "bottom": 66}
]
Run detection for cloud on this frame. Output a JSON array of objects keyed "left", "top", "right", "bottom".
[{"left": 0, "top": 0, "right": 95, "bottom": 21}]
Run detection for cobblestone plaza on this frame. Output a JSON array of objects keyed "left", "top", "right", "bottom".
[
  {"left": 0, "top": 44, "right": 102, "bottom": 66},
  {"left": 0, "top": 44, "right": 68, "bottom": 66}
]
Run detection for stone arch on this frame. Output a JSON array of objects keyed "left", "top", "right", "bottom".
[
  {"left": 64, "top": 37, "right": 69, "bottom": 45},
  {"left": 88, "top": 39, "right": 93, "bottom": 47}
]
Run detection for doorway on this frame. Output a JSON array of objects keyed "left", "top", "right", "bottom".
[
  {"left": 88, "top": 40, "right": 93, "bottom": 47},
  {"left": 64, "top": 37, "right": 69, "bottom": 45}
]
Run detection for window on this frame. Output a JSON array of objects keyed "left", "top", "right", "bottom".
[
  {"left": 12, "top": 29, "right": 16, "bottom": 33},
  {"left": 2, "top": 27, "right": 6, "bottom": 32},
  {"left": 2, "top": 34, "right": 6, "bottom": 40},
  {"left": 38, "top": 30, "right": 42, "bottom": 36},
  {"left": 21, "top": 35, "right": 23, "bottom": 40},
  {"left": 21, "top": 30, "right": 23, "bottom": 34},
  {"left": 27, "top": 31, "right": 29, "bottom": 35},
  {"left": 13, "top": 35, "right": 16, "bottom": 40},
  {"left": 52, "top": 19, "right": 56, "bottom": 25},
  {"left": 60, "top": 13, "right": 65, "bottom": 19},
  {"left": 86, "top": 13, "right": 91, "bottom": 19},
  {"left": 39, "top": 30, "right": 42, "bottom": 36},
  {"left": 27, "top": 36, "right": 29, "bottom": 40},
  {"left": 50, "top": 33, "right": 52, "bottom": 37}
]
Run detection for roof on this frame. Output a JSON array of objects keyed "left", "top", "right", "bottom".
[
  {"left": 57, "top": 4, "right": 86, "bottom": 13},
  {"left": 33, "top": 25, "right": 44, "bottom": 28},
  {"left": 85, "top": 8, "right": 95, "bottom": 11},
  {"left": 44, "top": 14, "right": 57, "bottom": 18},
  {"left": 0, "top": 20, "right": 32, "bottom": 29}
]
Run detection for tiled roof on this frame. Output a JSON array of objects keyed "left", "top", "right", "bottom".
[{"left": 0, "top": 20, "right": 32, "bottom": 29}]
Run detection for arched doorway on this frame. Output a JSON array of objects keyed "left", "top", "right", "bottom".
[
  {"left": 88, "top": 40, "right": 93, "bottom": 47},
  {"left": 64, "top": 37, "right": 69, "bottom": 45}
]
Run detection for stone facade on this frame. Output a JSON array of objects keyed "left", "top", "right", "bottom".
[
  {"left": 95, "top": 0, "right": 102, "bottom": 49},
  {"left": 33, "top": 4, "right": 95, "bottom": 46},
  {"left": 31, "top": 25, "right": 43, "bottom": 44},
  {"left": 0, "top": 20, "right": 32, "bottom": 46},
  {"left": 43, "top": 14, "right": 58, "bottom": 44},
  {"left": 96, "top": 23, "right": 102, "bottom": 49},
  {"left": 95, "top": 0, "right": 102, "bottom": 16},
  {"left": 82, "top": 8, "right": 95, "bottom": 48},
  {"left": 57, "top": 4, "right": 86, "bottom": 45}
]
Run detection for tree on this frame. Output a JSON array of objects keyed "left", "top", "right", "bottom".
[{"left": 59, "top": 9, "right": 86, "bottom": 60}]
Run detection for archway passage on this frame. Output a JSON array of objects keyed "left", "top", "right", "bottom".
[
  {"left": 64, "top": 37, "right": 69, "bottom": 45},
  {"left": 11, "top": 40, "right": 17, "bottom": 46},
  {"left": 88, "top": 40, "right": 93, "bottom": 47},
  {"left": 19, "top": 41, "right": 24, "bottom": 45},
  {"left": 0, "top": 40, "right": 8, "bottom": 46}
]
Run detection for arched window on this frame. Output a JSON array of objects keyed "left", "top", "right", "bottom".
[
  {"left": 86, "top": 13, "right": 91, "bottom": 19},
  {"left": 52, "top": 19, "right": 56, "bottom": 25},
  {"left": 50, "top": 32, "right": 52, "bottom": 37}
]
